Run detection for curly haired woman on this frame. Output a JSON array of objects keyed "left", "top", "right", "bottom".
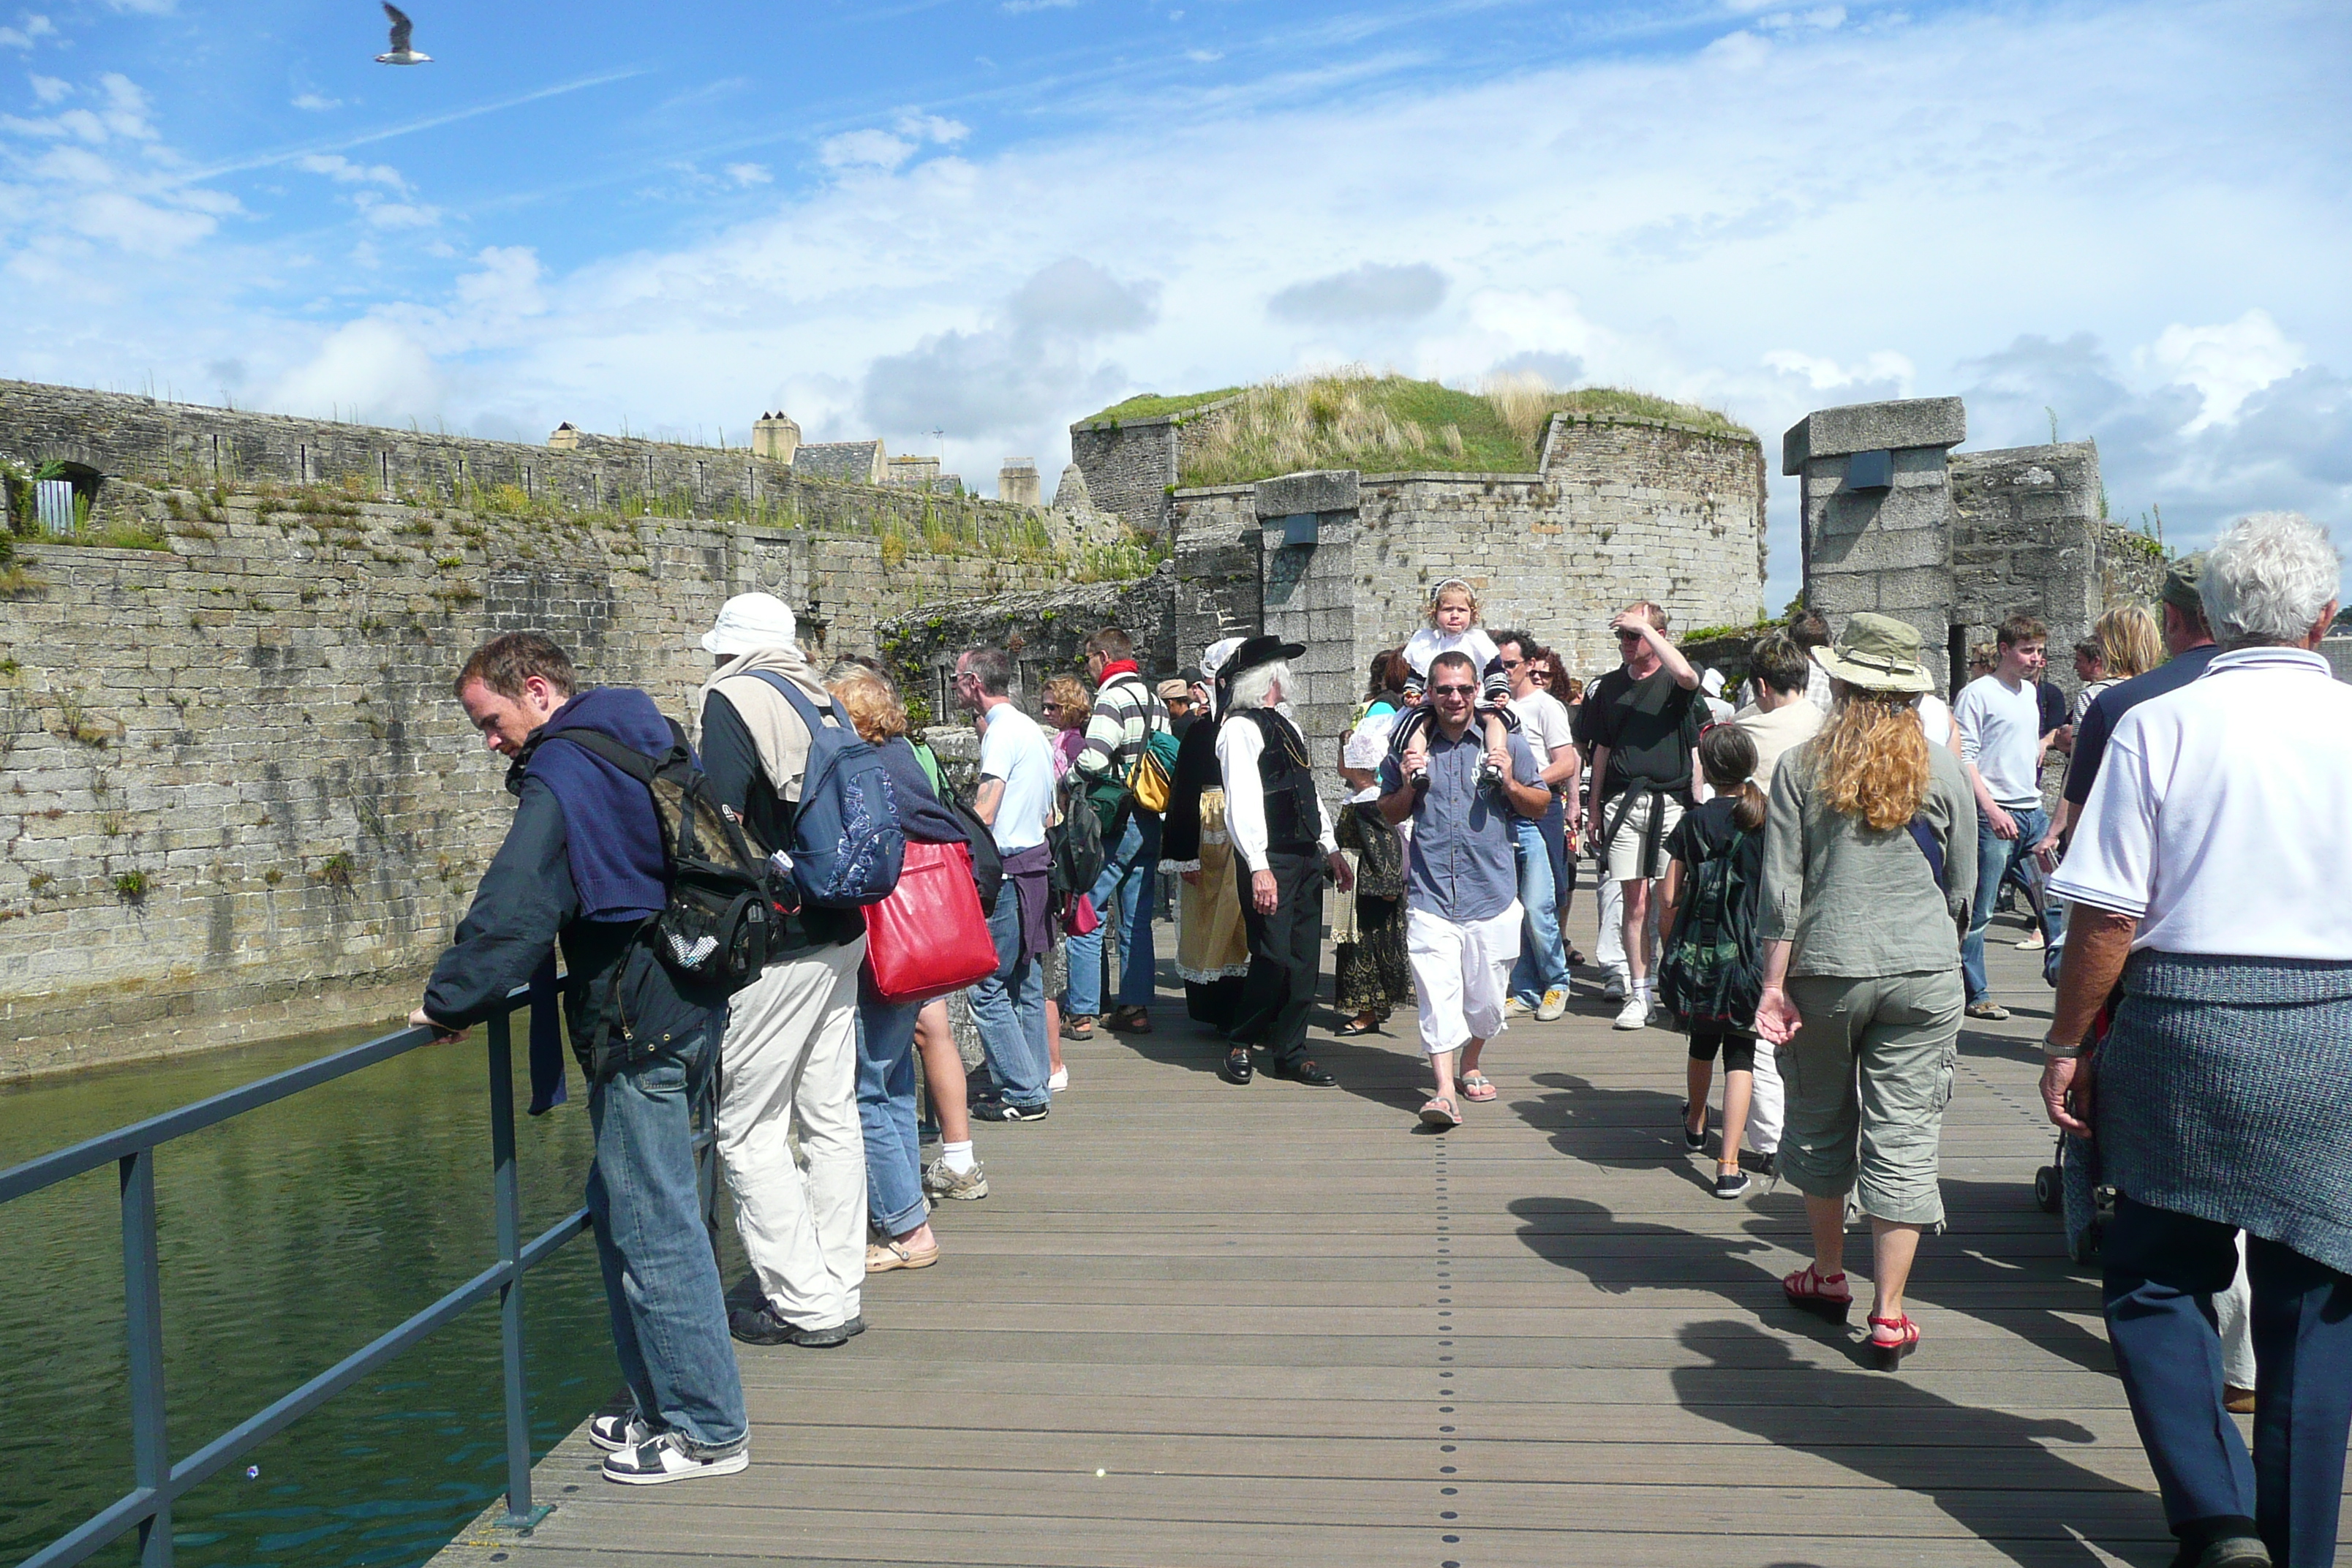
[{"left": 1754, "top": 614, "right": 1976, "bottom": 1369}]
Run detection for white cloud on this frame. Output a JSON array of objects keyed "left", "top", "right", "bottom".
[
  {"left": 723, "top": 161, "right": 772, "bottom": 186},
  {"left": 267, "top": 317, "right": 442, "bottom": 423},
  {"left": 296, "top": 152, "right": 407, "bottom": 191},
  {"left": 894, "top": 113, "right": 969, "bottom": 146},
  {"left": 290, "top": 92, "right": 343, "bottom": 113},
  {"left": 28, "top": 73, "right": 67, "bottom": 104},
  {"left": 0, "top": 15, "right": 57, "bottom": 50},
  {"left": 103, "top": 0, "right": 176, "bottom": 13},
  {"left": 2142, "top": 309, "right": 2307, "bottom": 431},
  {"left": 818, "top": 129, "right": 914, "bottom": 170},
  {"left": 353, "top": 192, "right": 440, "bottom": 230}
]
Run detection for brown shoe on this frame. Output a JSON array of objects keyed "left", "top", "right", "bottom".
[
  {"left": 2225, "top": 1385, "right": 2256, "bottom": 1415},
  {"left": 1104, "top": 1006, "right": 1153, "bottom": 1035}
]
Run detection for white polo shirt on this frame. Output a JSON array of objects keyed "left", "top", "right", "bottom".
[{"left": 2048, "top": 648, "right": 2352, "bottom": 959}]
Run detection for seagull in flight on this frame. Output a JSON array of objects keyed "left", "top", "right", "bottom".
[{"left": 374, "top": 3, "right": 431, "bottom": 64}]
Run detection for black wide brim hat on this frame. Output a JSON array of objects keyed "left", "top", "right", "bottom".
[{"left": 1214, "top": 634, "right": 1306, "bottom": 709}]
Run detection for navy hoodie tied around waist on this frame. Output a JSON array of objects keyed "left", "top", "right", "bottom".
[{"left": 521, "top": 687, "right": 679, "bottom": 921}]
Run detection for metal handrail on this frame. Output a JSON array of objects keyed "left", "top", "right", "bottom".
[{"left": 2, "top": 982, "right": 592, "bottom": 1568}]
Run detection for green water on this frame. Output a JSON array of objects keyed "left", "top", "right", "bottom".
[{"left": 0, "top": 1022, "right": 623, "bottom": 1568}]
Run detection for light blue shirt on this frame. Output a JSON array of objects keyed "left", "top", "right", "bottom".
[{"left": 1379, "top": 723, "right": 1542, "bottom": 922}]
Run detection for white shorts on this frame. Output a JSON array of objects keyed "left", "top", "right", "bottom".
[
  {"left": 1408, "top": 904, "right": 1523, "bottom": 1056},
  {"left": 1603, "top": 790, "right": 1684, "bottom": 883}
]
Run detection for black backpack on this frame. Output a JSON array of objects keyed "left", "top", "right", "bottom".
[
  {"left": 1657, "top": 826, "right": 1762, "bottom": 1028},
  {"left": 548, "top": 720, "right": 782, "bottom": 993},
  {"left": 1049, "top": 772, "right": 1105, "bottom": 900},
  {"left": 951, "top": 798, "right": 1005, "bottom": 915}
]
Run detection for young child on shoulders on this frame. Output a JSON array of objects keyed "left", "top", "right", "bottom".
[
  {"left": 1657, "top": 724, "right": 1769, "bottom": 1199},
  {"left": 1393, "top": 578, "right": 1517, "bottom": 781}
]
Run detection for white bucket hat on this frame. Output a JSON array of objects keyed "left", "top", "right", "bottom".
[{"left": 701, "top": 592, "right": 798, "bottom": 657}]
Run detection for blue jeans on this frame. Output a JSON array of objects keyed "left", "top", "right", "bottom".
[
  {"left": 1509, "top": 805, "right": 1571, "bottom": 1004},
  {"left": 968, "top": 878, "right": 1049, "bottom": 1107},
  {"left": 2104, "top": 1196, "right": 2352, "bottom": 1567},
  {"left": 1065, "top": 813, "right": 1160, "bottom": 1015},
  {"left": 584, "top": 1021, "right": 746, "bottom": 1456},
  {"left": 855, "top": 982, "right": 927, "bottom": 1237},
  {"left": 1961, "top": 803, "right": 2048, "bottom": 1002}
]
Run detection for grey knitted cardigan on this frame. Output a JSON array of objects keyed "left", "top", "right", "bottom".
[{"left": 2100, "top": 950, "right": 2352, "bottom": 1274}]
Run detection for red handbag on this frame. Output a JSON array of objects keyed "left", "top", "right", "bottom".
[{"left": 862, "top": 840, "right": 999, "bottom": 1004}]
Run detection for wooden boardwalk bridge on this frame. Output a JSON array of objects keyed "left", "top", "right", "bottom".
[{"left": 429, "top": 943, "right": 2266, "bottom": 1567}]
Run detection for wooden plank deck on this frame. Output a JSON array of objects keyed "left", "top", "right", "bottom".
[{"left": 429, "top": 941, "right": 2308, "bottom": 1568}]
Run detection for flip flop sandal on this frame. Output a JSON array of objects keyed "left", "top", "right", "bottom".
[
  {"left": 1460, "top": 1072, "right": 1499, "bottom": 1102},
  {"left": 1418, "top": 1096, "right": 1463, "bottom": 1129}
]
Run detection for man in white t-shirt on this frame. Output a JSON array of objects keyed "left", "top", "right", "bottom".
[
  {"left": 954, "top": 646, "right": 1056, "bottom": 1118},
  {"left": 1952, "top": 613, "right": 2049, "bottom": 1019},
  {"left": 1495, "top": 632, "right": 1580, "bottom": 1022}
]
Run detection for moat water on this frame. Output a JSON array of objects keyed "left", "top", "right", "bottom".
[{"left": 0, "top": 1023, "right": 626, "bottom": 1568}]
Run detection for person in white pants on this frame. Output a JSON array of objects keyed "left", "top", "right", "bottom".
[
  {"left": 1377, "top": 652, "right": 1551, "bottom": 1128},
  {"left": 693, "top": 593, "right": 873, "bottom": 1349}
]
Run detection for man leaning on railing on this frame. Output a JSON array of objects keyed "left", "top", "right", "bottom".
[{"left": 410, "top": 631, "right": 750, "bottom": 1487}]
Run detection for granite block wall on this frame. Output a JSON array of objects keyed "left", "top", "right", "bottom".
[
  {"left": 1948, "top": 442, "right": 2106, "bottom": 673},
  {"left": 1065, "top": 397, "right": 1238, "bottom": 539},
  {"left": 0, "top": 477, "right": 1128, "bottom": 1077}
]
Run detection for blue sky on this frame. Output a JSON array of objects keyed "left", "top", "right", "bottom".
[{"left": 2, "top": 0, "right": 2346, "bottom": 610}]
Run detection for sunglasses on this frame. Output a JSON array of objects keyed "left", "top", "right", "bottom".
[
  {"left": 1431, "top": 684, "right": 1477, "bottom": 697},
  {"left": 1499, "top": 657, "right": 1524, "bottom": 669}
]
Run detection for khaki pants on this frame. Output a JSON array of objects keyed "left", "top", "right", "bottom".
[
  {"left": 715, "top": 938, "right": 867, "bottom": 1330},
  {"left": 1778, "top": 969, "right": 1962, "bottom": 1226}
]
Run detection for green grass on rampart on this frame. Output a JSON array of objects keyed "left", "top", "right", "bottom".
[{"left": 1126, "top": 371, "right": 1752, "bottom": 489}]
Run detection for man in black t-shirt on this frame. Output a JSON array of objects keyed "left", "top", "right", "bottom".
[{"left": 1575, "top": 602, "right": 1703, "bottom": 1030}]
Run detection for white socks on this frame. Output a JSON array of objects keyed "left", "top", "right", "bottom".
[{"left": 941, "top": 1141, "right": 977, "bottom": 1175}]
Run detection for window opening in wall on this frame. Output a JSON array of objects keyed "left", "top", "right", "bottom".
[
  {"left": 31, "top": 461, "right": 101, "bottom": 537},
  {"left": 299, "top": 443, "right": 309, "bottom": 486},
  {"left": 1948, "top": 625, "right": 1968, "bottom": 700}
]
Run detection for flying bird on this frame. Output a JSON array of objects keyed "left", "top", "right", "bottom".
[{"left": 374, "top": 4, "right": 431, "bottom": 64}]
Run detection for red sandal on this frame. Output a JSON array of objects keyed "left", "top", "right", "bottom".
[
  {"left": 1867, "top": 1313, "right": 1921, "bottom": 1371},
  {"left": 1782, "top": 1264, "right": 1852, "bottom": 1324}
]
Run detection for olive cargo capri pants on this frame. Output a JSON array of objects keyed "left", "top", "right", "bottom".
[{"left": 1778, "top": 970, "right": 1964, "bottom": 1226}]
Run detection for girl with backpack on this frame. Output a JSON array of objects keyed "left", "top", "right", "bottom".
[{"left": 1657, "top": 725, "right": 1768, "bottom": 1199}]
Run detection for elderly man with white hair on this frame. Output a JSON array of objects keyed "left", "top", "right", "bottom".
[
  {"left": 1214, "top": 636, "right": 1353, "bottom": 1087},
  {"left": 2044, "top": 512, "right": 2352, "bottom": 1568}
]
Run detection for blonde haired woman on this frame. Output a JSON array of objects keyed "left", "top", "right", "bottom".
[{"left": 1754, "top": 614, "right": 1976, "bottom": 1369}]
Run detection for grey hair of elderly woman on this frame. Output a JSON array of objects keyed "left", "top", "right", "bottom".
[
  {"left": 1226, "top": 660, "right": 1289, "bottom": 713},
  {"left": 2201, "top": 511, "right": 2343, "bottom": 648}
]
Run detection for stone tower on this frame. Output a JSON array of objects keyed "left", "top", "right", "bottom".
[
  {"left": 998, "top": 459, "right": 1041, "bottom": 508},
  {"left": 753, "top": 412, "right": 801, "bottom": 465}
]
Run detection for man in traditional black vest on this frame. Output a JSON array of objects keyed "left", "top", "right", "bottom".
[{"left": 1214, "top": 636, "right": 1352, "bottom": 1086}]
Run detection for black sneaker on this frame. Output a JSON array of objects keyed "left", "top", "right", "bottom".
[
  {"left": 971, "top": 1098, "right": 1049, "bottom": 1122},
  {"left": 1754, "top": 1150, "right": 1778, "bottom": 1180},
  {"left": 588, "top": 1392, "right": 651, "bottom": 1454},
  {"left": 730, "top": 1303, "right": 864, "bottom": 1348},
  {"left": 601, "top": 1430, "right": 748, "bottom": 1485},
  {"left": 1681, "top": 1101, "right": 1707, "bottom": 1151},
  {"left": 1712, "top": 1169, "right": 1752, "bottom": 1199}
]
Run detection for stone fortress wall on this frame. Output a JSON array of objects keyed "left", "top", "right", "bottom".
[
  {"left": 0, "top": 382, "right": 1142, "bottom": 1077},
  {"left": 1786, "top": 396, "right": 2171, "bottom": 702}
]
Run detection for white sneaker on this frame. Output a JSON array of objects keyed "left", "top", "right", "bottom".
[
  {"left": 1504, "top": 997, "right": 1534, "bottom": 1018},
  {"left": 1613, "top": 992, "right": 1651, "bottom": 1030},
  {"left": 1047, "top": 1066, "right": 1069, "bottom": 1093},
  {"left": 588, "top": 1398, "right": 652, "bottom": 1454},
  {"left": 1602, "top": 973, "right": 1628, "bottom": 1001},
  {"left": 1536, "top": 987, "right": 1569, "bottom": 1022},
  {"left": 602, "top": 1431, "right": 749, "bottom": 1485},
  {"left": 2015, "top": 931, "right": 2046, "bottom": 951}
]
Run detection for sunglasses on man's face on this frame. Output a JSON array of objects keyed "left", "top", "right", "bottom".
[
  {"left": 1499, "top": 657, "right": 1524, "bottom": 670},
  {"left": 1431, "top": 684, "right": 1477, "bottom": 697}
]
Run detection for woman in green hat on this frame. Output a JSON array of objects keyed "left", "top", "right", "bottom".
[{"left": 1752, "top": 612, "right": 1977, "bottom": 1370}]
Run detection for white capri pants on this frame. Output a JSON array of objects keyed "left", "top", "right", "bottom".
[{"left": 1408, "top": 903, "right": 1523, "bottom": 1056}]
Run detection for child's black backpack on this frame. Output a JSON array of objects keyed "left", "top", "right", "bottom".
[{"left": 1657, "top": 826, "right": 1762, "bottom": 1028}]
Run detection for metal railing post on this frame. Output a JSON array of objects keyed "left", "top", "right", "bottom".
[
  {"left": 119, "top": 1150, "right": 171, "bottom": 1568},
  {"left": 484, "top": 1014, "right": 549, "bottom": 1534}
]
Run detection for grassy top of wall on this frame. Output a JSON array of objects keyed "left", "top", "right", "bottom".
[
  {"left": 1082, "top": 388, "right": 1246, "bottom": 424},
  {"left": 1122, "top": 372, "right": 1753, "bottom": 489}
]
